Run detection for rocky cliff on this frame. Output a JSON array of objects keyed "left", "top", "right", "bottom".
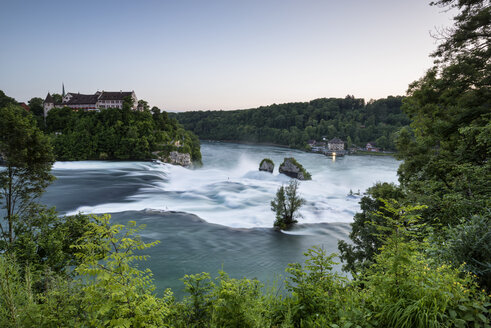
[{"left": 154, "top": 151, "right": 192, "bottom": 167}]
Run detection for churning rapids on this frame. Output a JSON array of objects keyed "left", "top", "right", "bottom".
[{"left": 41, "top": 142, "right": 400, "bottom": 296}]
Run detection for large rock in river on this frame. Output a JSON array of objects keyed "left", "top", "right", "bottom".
[
  {"left": 259, "top": 158, "right": 274, "bottom": 173},
  {"left": 279, "top": 157, "right": 312, "bottom": 180}
]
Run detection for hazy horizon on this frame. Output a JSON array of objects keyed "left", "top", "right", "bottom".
[{"left": 0, "top": 0, "right": 455, "bottom": 111}]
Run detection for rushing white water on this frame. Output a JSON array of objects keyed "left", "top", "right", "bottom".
[{"left": 59, "top": 142, "right": 400, "bottom": 229}]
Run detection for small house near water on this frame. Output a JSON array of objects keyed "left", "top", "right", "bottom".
[{"left": 328, "top": 138, "right": 345, "bottom": 151}]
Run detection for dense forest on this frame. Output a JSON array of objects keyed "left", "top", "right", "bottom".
[
  {"left": 0, "top": 91, "right": 202, "bottom": 163},
  {"left": 173, "top": 95, "right": 409, "bottom": 150},
  {"left": 45, "top": 104, "right": 201, "bottom": 163},
  {"left": 0, "top": 0, "right": 490, "bottom": 326}
]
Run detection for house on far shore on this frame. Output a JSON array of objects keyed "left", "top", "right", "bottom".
[
  {"left": 43, "top": 89, "right": 139, "bottom": 118},
  {"left": 328, "top": 137, "right": 345, "bottom": 151},
  {"left": 366, "top": 142, "right": 380, "bottom": 152}
]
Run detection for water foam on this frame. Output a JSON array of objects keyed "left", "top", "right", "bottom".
[{"left": 64, "top": 143, "right": 400, "bottom": 228}]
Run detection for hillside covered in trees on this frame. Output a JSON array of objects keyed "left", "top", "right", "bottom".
[
  {"left": 0, "top": 91, "right": 202, "bottom": 163},
  {"left": 174, "top": 95, "right": 409, "bottom": 150},
  {"left": 46, "top": 105, "right": 201, "bottom": 163}
]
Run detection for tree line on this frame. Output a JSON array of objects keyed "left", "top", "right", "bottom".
[
  {"left": 46, "top": 104, "right": 201, "bottom": 162},
  {"left": 173, "top": 95, "right": 409, "bottom": 150}
]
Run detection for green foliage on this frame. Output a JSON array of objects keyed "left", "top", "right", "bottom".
[
  {"left": 439, "top": 212, "right": 491, "bottom": 291},
  {"left": 180, "top": 272, "right": 214, "bottom": 325},
  {"left": 338, "top": 182, "right": 406, "bottom": 275},
  {"left": 72, "top": 214, "right": 168, "bottom": 327},
  {"left": 0, "top": 214, "right": 489, "bottom": 328},
  {"left": 27, "top": 97, "right": 44, "bottom": 117},
  {"left": 174, "top": 271, "right": 274, "bottom": 327},
  {"left": 174, "top": 95, "right": 408, "bottom": 150},
  {"left": 396, "top": 0, "right": 490, "bottom": 227},
  {"left": 122, "top": 95, "right": 135, "bottom": 111},
  {"left": 0, "top": 255, "right": 29, "bottom": 328},
  {"left": 0, "top": 104, "right": 55, "bottom": 246},
  {"left": 362, "top": 200, "right": 490, "bottom": 328},
  {"left": 51, "top": 93, "right": 62, "bottom": 104},
  {"left": 271, "top": 180, "right": 306, "bottom": 230},
  {"left": 210, "top": 272, "right": 268, "bottom": 328},
  {"left": 0, "top": 90, "right": 17, "bottom": 108},
  {"left": 285, "top": 247, "right": 348, "bottom": 325},
  {"left": 138, "top": 99, "right": 150, "bottom": 111},
  {"left": 11, "top": 209, "right": 91, "bottom": 278},
  {"left": 46, "top": 106, "right": 202, "bottom": 162}
]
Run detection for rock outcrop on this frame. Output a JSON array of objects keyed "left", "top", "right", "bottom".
[
  {"left": 154, "top": 151, "right": 192, "bottom": 167},
  {"left": 167, "top": 151, "right": 192, "bottom": 167},
  {"left": 279, "top": 157, "right": 312, "bottom": 180},
  {"left": 259, "top": 158, "right": 274, "bottom": 173}
]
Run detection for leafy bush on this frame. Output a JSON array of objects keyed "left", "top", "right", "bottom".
[
  {"left": 285, "top": 247, "right": 348, "bottom": 325},
  {"left": 72, "top": 214, "right": 168, "bottom": 327},
  {"left": 338, "top": 182, "right": 406, "bottom": 275},
  {"left": 361, "top": 201, "right": 491, "bottom": 328},
  {"left": 440, "top": 213, "right": 491, "bottom": 291}
]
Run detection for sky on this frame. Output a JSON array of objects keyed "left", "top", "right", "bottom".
[{"left": 0, "top": 0, "right": 455, "bottom": 111}]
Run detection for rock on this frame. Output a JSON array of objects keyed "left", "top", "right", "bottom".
[
  {"left": 154, "top": 151, "right": 192, "bottom": 167},
  {"left": 259, "top": 158, "right": 274, "bottom": 173},
  {"left": 279, "top": 157, "right": 312, "bottom": 180}
]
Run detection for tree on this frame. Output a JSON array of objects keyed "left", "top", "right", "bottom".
[
  {"left": 0, "top": 90, "right": 17, "bottom": 108},
  {"left": 338, "top": 182, "right": 406, "bottom": 275},
  {"left": 0, "top": 104, "right": 55, "bottom": 246},
  {"left": 271, "top": 180, "right": 305, "bottom": 230},
  {"left": 12, "top": 210, "right": 91, "bottom": 276},
  {"left": 397, "top": 0, "right": 490, "bottom": 226},
  {"left": 27, "top": 97, "right": 44, "bottom": 117},
  {"left": 122, "top": 95, "right": 135, "bottom": 111},
  {"left": 438, "top": 212, "right": 491, "bottom": 290},
  {"left": 362, "top": 200, "right": 489, "bottom": 328},
  {"left": 72, "top": 214, "right": 167, "bottom": 327},
  {"left": 138, "top": 99, "right": 150, "bottom": 111},
  {"left": 51, "top": 93, "right": 62, "bottom": 104},
  {"left": 285, "top": 247, "right": 346, "bottom": 325}
]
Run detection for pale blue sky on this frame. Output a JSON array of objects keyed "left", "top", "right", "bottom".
[{"left": 0, "top": 0, "right": 454, "bottom": 111}]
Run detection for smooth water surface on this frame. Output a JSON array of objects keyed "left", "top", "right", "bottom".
[{"left": 42, "top": 142, "right": 400, "bottom": 296}]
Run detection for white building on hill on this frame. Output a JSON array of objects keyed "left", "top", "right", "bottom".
[{"left": 43, "top": 89, "right": 138, "bottom": 117}]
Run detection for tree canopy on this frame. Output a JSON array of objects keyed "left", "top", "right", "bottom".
[
  {"left": 174, "top": 95, "right": 409, "bottom": 150},
  {"left": 340, "top": 0, "right": 491, "bottom": 289},
  {"left": 271, "top": 180, "right": 305, "bottom": 230},
  {"left": 46, "top": 106, "right": 201, "bottom": 162},
  {"left": 396, "top": 0, "right": 490, "bottom": 226},
  {"left": 0, "top": 104, "right": 55, "bottom": 245}
]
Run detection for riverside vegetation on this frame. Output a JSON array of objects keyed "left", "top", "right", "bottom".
[
  {"left": 1, "top": 0, "right": 490, "bottom": 326},
  {"left": 173, "top": 95, "right": 407, "bottom": 151}
]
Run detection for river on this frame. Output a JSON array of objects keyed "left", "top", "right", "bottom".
[{"left": 41, "top": 142, "right": 400, "bottom": 296}]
